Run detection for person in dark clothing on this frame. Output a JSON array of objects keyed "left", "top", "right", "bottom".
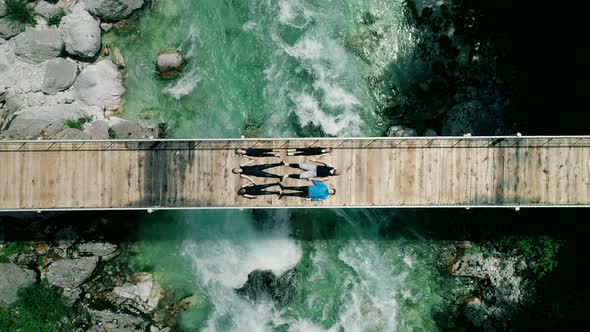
[
  {"left": 284, "top": 157, "right": 341, "bottom": 180},
  {"left": 278, "top": 181, "right": 336, "bottom": 201},
  {"left": 287, "top": 147, "right": 332, "bottom": 156},
  {"left": 232, "top": 158, "right": 285, "bottom": 180},
  {"left": 238, "top": 182, "right": 281, "bottom": 199},
  {"left": 235, "top": 148, "right": 280, "bottom": 158}
]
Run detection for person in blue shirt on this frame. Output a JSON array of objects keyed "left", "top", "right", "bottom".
[{"left": 279, "top": 180, "right": 335, "bottom": 201}]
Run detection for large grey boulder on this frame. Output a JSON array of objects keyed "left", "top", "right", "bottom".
[
  {"left": 46, "top": 256, "right": 99, "bottom": 288},
  {"left": 78, "top": 242, "right": 118, "bottom": 257},
  {"left": 0, "top": 18, "right": 25, "bottom": 39},
  {"left": 42, "top": 57, "right": 79, "bottom": 95},
  {"left": 109, "top": 117, "right": 157, "bottom": 139},
  {"left": 49, "top": 127, "right": 92, "bottom": 139},
  {"left": 2, "top": 103, "right": 98, "bottom": 139},
  {"left": 59, "top": 10, "right": 101, "bottom": 59},
  {"left": 74, "top": 59, "right": 124, "bottom": 110},
  {"left": 86, "top": 0, "right": 144, "bottom": 21},
  {"left": 13, "top": 29, "right": 63, "bottom": 63},
  {"left": 34, "top": 1, "right": 63, "bottom": 18},
  {"left": 86, "top": 119, "right": 110, "bottom": 139},
  {"left": 156, "top": 50, "right": 184, "bottom": 78},
  {"left": 0, "top": 263, "right": 36, "bottom": 307},
  {"left": 88, "top": 309, "right": 147, "bottom": 332},
  {"left": 113, "top": 273, "right": 162, "bottom": 312}
]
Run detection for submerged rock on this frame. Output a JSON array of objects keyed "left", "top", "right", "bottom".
[
  {"left": 42, "top": 57, "right": 79, "bottom": 95},
  {"left": 112, "top": 47, "right": 125, "bottom": 68},
  {"left": 0, "top": 263, "right": 36, "bottom": 307},
  {"left": 156, "top": 50, "right": 184, "bottom": 79},
  {"left": 13, "top": 29, "right": 63, "bottom": 63},
  {"left": 74, "top": 59, "right": 124, "bottom": 110},
  {"left": 59, "top": 10, "right": 101, "bottom": 59},
  {"left": 442, "top": 100, "right": 492, "bottom": 136},
  {"left": 46, "top": 256, "right": 99, "bottom": 288},
  {"left": 86, "top": 0, "right": 144, "bottom": 21}
]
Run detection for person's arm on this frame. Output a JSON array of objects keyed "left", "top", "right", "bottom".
[
  {"left": 312, "top": 177, "right": 328, "bottom": 182},
  {"left": 240, "top": 158, "right": 256, "bottom": 167},
  {"left": 240, "top": 174, "right": 256, "bottom": 185},
  {"left": 243, "top": 194, "right": 257, "bottom": 199}
]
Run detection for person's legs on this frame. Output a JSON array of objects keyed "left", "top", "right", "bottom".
[
  {"left": 246, "top": 183, "right": 280, "bottom": 195},
  {"left": 245, "top": 164, "right": 282, "bottom": 179},
  {"left": 286, "top": 163, "right": 316, "bottom": 179},
  {"left": 279, "top": 192, "right": 308, "bottom": 198}
]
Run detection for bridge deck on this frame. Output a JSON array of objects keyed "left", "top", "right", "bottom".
[{"left": 0, "top": 137, "right": 589, "bottom": 210}]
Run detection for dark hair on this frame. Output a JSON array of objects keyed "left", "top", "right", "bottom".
[{"left": 331, "top": 188, "right": 336, "bottom": 195}]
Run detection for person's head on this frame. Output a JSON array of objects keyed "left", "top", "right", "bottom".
[
  {"left": 324, "top": 147, "right": 332, "bottom": 153},
  {"left": 332, "top": 168, "right": 341, "bottom": 176},
  {"left": 235, "top": 149, "right": 246, "bottom": 155},
  {"left": 232, "top": 168, "right": 242, "bottom": 174},
  {"left": 329, "top": 188, "right": 336, "bottom": 195},
  {"left": 238, "top": 188, "right": 246, "bottom": 195}
]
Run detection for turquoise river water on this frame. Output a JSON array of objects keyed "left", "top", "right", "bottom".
[{"left": 106, "top": 0, "right": 458, "bottom": 330}]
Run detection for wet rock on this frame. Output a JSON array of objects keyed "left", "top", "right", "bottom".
[
  {"left": 46, "top": 256, "right": 99, "bottom": 288},
  {"left": 464, "top": 297, "right": 485, "bottom": 327},
  {"left": 0, "top": 263, "right": 36, "bottom": 307},
  {"left": 59, "top": 10, "right": 101, "bottom": 59},
  {"left": 55, "top": 225, "right": 79, "bottom": 248},
  {"left": 516, "top": 260, "right": 527, "bottom": 272},
  {"left": 156, "top": 50, "right": 184, "bottom": 79},
  {"left": 86, "top": 0, "right": 144, "bottom": 21},
  {"left": 108, "top": 117, "right": 158, "bottom": 139},
  {"left": 1, "top": 103, "right": 100, "bottom": 139},
  {"left": 42, "top": 57, "right": 79, "bottom": 95},
  {"left": 87, "top": 119, "right": 110, "bottom": 139},
  {"left": 236, "top": 269, "right": 297, "bottom": 304},
  {"left": 0, "top": 18, "right": 25, "bottom": 39},
  {"left": 100, "top": 22, "right": 113, "bottom": 32},
  {"left": 79, "top": 242, "right": 118, "bottom": 258},
  {"left": 113, "top": 272, "right": 163, "bottom": 312},
  {"left": 442, "top": 100, "right": 492, "bottom": 136},
  {"left": 13, "top": 29, "right": 63, "bottom": 63},
  {"left": 88, "top": 309, "right": 147, "bottom": 332},
  {"left": 74, "top": 59, "right": 124, "bottom": 110},
  {"left": 112, "top": 47, "right": 125, "bottom": 68},
  {"left": 423, "top": 128, "right": 438, "bottom": 136},
  {"left": 386, "top": 125, "right": 417, "bottom": 137}
]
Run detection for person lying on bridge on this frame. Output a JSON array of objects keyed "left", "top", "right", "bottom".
[
  {"left": 284, "top": 157, "right": 341, "bottom": 181},
  {"left": 238, "top": 182, "right": 281, "bottom": 199},
  {"left": 235, "top": 148, "right": 280, "bottom": 158},
  {"left": 279, "top": 181, "right": 335, "bottom": 201},
  {"left": 287, "top": 147, "right": 332, "bottom": 156},
  {"left": 232, "top": 158, "right": 285, "bottom": 180}
]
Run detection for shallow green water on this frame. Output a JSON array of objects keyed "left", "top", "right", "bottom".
[{"left": 107, "top": 0, "right": 452, "bottom": 330}]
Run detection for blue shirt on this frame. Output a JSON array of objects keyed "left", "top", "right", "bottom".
[{"left": 308, "top": 180, "right": 329, "bottom": 201}]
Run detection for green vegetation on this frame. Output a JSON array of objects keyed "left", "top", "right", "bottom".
[
  {"left": 65, "top": 116, "right": 94, "bottom": 130},
  {"left": 46, "top": 8, "right": 66, "bottom": 27},
  {"left": 0, "top": 241, "right": 31, "bottom": 263},
  {"left": 500, "top": 236, "right": 562, "bottom": 279},
  {"left": 0, "top": 280, "right": 76, "bottom": 332},
  {"left": 2, "top": 0, "right": 36, "bottom": 27}
]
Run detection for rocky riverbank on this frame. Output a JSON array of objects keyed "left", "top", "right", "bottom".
[
  {"left": 0, "top": 0, "right": 168, "bottom": 139},
  {"left": 0, "top": 213, "right": 199, "bottom": 331}
]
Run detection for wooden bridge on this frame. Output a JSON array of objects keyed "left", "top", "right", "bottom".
[{"left": 0, "top": 136, "right": 589, "bottom": 211}]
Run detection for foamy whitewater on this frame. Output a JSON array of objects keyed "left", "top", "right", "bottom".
[{"left": 108, "top": 0, "right": 446, "bottom": 330}]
